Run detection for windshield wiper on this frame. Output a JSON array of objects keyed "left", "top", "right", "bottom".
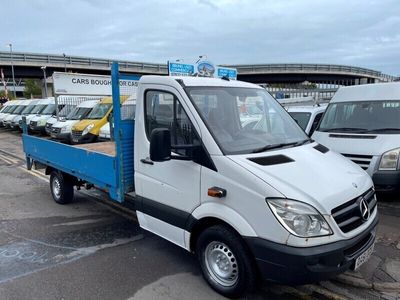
[
  {"left": 318, "top": 127, "right": 367, "bottom": 133},
  {"left": 363, "top": 128, "right": 400, "bottom": 133},
  {"left": 252, "top": 139, "right": 311, "bottom": 153}
]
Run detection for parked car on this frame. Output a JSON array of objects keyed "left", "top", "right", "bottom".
[
  {"left": 99, "top": 98, "right": 136, "bottom": 140},
  {"left": 286, "top": 104, "right": 327, "bottom": 135},
  {"left": 50, "top": 100, "right": 100, "bottom": 143},
  {"left": 0, "top": 101, "right": 17, "bottom": 126},
  {"left": 14, "top": 99, "right": 42, "bottom": 131},
  {"left": 71, "top": 96, "right": 127, "bottom": 144},
  {"left": 0, "top": 100, "right": 22, "bottom": 127},
  {"left": 45, "top": 95, "right": 104, "bottom": 135},
  {"left": 312, "top": 82, "right": 400, "bottom": 194},
  {"left": 4, "top": 100, "right": 31, "bottom": 129},
  {"left": 19, "top": 99, "right": 49, "bottom": 131},
  {"left": 29, "top": 98, "right": 56, "bottom": 134}
]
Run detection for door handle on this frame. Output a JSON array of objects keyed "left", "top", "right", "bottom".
[{"left": 140, "top": 158, "right": 154, "bottom": 165}]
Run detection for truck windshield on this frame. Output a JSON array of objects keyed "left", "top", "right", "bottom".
[
  {"left": 67, "top": 107, "right": 92, "bottom": 120},
  {"left": 31, "top": 104, "right": 47, "bottom": 115},
  {"left": 318, "top": 100, "right": 400, "bottom": 134},
  {"left": 187, "top": 87, "right": 308, "bottom": 155},
  {"left": 288, "top": 112, "right": 311, "bottom": 131},
  {"left": 41, "top": 104, "right": 56, "bottom": 115},
  {"left": 86, "top": 103, "right": 112, "bottom": 119}
]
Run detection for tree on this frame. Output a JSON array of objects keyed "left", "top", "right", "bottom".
[
  {"left": 23, "top": 79, "right": 42, "bottom": 98},
  {"left": 0, "top": 90, "right": 15, "bottom": 100}
]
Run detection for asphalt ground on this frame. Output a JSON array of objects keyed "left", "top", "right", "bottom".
[{"left": 0, "top": 129, "right": 399, "bottom": 300}]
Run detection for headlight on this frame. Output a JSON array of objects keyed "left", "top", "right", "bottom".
[
  {"left": 267, "top": 198, "right": 332, "bottom": 238},
  {"left": 82, "top": 124, "right": 94, "bottom": 136},
  {"left": 379, "top": 148, "right": 400, "bottom": 171},
  {"left": 37, "top": 119, "right": 47, "bottom": 126}
]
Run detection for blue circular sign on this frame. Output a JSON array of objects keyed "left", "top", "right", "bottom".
[{"left": 197, "top": 61, "right": 215, "bottom": 76}]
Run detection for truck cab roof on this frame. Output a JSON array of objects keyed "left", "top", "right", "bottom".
[
  {"left": 140, "top": 75, "right": 262, "bottom": 89},
  {"left": 332, "top": 82, "right": 400, "bottom": 102}
]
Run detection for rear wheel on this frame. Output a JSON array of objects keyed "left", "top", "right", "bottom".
[
  {"left": 196, "top": 225, "right": 257, "bottom": 298},
  {"left": 49, "top": 171, "right": 74, "bottom": 204}
]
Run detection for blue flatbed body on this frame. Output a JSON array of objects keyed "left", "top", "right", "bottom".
[
  {"left": 23, "top": 135, "right": 121, "bottom": 199},
  {"left": 22, "top": 63, "right": 137, "bottom": 203}
]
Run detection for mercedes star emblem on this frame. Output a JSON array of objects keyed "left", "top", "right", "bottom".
[{"left": 359, "top": 198, "right": 370, "bottom": 221}]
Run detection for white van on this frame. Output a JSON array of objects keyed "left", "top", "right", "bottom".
[
  {"left": 287, "top": 104, "right": 327, "bottom": 136},
  {"left": 4, "top": 100, "right": 31, "bottom": 129},
  {"left": 29, "top": 98, "right": 56, "bottom": 134},
  {"left": 51, "top": 100, "right": 100, "bottom": 143},
  {"left": 312, "top": 82, "right": 400, "bottom": 194},
  {"left": 14, "top": 99, "right": 41, "bottom": 130},
  {"left": 0, "top": 101, "right": 18, "bottom": 126},
  {"left": 99, "top": 98, "right": 136, "bottom": 140},
  {"left": 45, "top": 96, "right": 104, "bottom": 135}
]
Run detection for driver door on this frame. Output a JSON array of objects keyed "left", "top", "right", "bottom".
[{"left": 135, "top": 87, "right": 201, "bottom": 249}]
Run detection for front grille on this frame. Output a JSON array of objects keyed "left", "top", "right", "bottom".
[
  {"left": 331, "top": 188, "right": 377, "bottom": 233},
  {"left": 51, "top": 127, "right": 61, "bottom": 135},
  {"left": 71, "top": 130, "right": 82, "bottom": 141},
  {"left": 342, "top": 153, "right": 373, "bottom": 170}
]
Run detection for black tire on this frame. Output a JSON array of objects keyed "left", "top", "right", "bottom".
[
  {"left": 49, "top": 171, "right": 74, "bottom": 204},
  {"left": 196, "top": 225, "right": 257, "bottom": 298}
]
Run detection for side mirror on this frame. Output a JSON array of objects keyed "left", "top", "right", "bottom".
[{"left": 150, "top": 128, "right": 171, "bottom": 162}]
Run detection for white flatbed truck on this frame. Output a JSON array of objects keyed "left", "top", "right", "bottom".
[{"left": 22, "top": 63, "right": 378, "bottom": 298}]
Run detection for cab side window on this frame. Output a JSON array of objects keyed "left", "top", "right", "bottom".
[{"left": 145, "top": 90, "right": 198, "bottom": 155}]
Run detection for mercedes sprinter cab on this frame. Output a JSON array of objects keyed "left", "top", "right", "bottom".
[
  {"left": 0, "top": 101, "right": 15, "bottom": 126},
  {"left": 312, "top": 82, "right": 400, "bottom": 194},
  {"left": 50, "top": 99, "right": 100, "bottom": 143},
  {"left": 0, "top": 100, "right": 21, "bottom": 126},
  {"left": 14, "top": 99, "right": 41, "bottom": 131},
  {"left": 71, "top": 96, "right": 127, "bottom": 144},
  {"left": 4, "top": 100, "right": 30, "bottom": 129},
  {"left": 29, "top": 98, "right": 56, "bottom": 134},
  {"left": 99, "top": 98, "right": 136, "bottom": 140},
  {"left": 23, "top": 73, "right": 379, "bottom": 298}
]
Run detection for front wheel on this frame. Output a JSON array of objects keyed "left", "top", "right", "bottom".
[
  {"left": 49, "top": 171, "right": 74, "bottom": 204},
  {"left": 196, "top": 225, "right": 257, "bottom": 298}
]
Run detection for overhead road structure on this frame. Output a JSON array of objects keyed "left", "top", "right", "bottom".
[
  {"left": 227, "top": 63, "right": 398, "bottom": 85},
  {"left": 0, "top": 51, "right": 398, "bottom": 96}
]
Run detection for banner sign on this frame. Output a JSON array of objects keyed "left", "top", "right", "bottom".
[
  {"left": 168, "top": 63, "right": 195, "bottom": 76},
  {"left": 53, "top": 72, "right": 140, "bottom": 96},
  {"left": 167, "top": 60, "right": 237, "bottom": 80}
]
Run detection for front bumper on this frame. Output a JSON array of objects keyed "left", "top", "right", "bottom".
[
  {"left": 51, "top": 132, "right": 71, "bottom": 143},
  {"left": 372, "top": 170, "right": 400, "bottom": 194},
  {"left": 71, "top": 132, "right": 97, "bottom": 144},
  {"left": 245, "top": 214, "right": 378, "bottom": 285},
  {"left": 29, "top": 122, "right": 46, "bottom": 134}
]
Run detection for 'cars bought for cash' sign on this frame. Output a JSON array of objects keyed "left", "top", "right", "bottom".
[{"left": 53, "top": 72, "right": 140, "bottom": 96}]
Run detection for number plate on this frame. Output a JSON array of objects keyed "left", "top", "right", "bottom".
[
  {"left": 72, "top": 138, "right": 78, "bottom": 143},
  {"left": 354, "top": 243, "right": 374, "bottom": 270}
]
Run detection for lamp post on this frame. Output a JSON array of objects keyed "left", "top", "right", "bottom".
[
  {"left": 6, "top": 43, "right": 16, "bottom": 98},
  {"left": 63, "top": 53, "right": 67, "bottom": 72},
  {"left": 41, "top": 66, "right": 48, "bottom": 98}
]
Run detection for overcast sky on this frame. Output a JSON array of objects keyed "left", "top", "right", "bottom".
[{"left": 2, "top": 0, "right": 400, "bottom": 75}]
